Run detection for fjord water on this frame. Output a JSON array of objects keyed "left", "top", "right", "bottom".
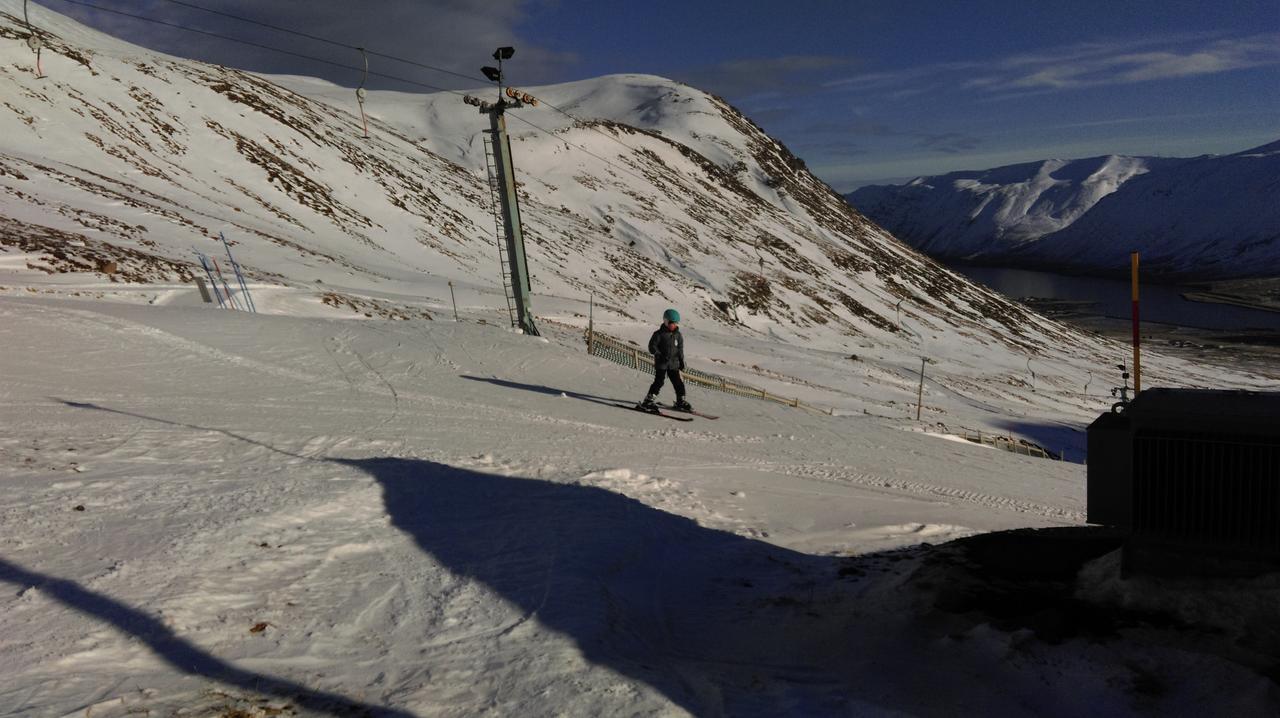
[{"left": 953, "top": 266, "right": 1280, "bottom": 331}]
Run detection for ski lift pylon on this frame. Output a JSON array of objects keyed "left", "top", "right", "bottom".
[
  {"left": 23, "top": 0, "right": 44, "bottom": 78},
  {"left": 503, "top": 87, "right": 539, "bottom": 107},
  {"left": 355, "top": 46, "right": 369, "bottom": 138}
]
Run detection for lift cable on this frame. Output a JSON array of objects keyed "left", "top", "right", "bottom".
[
  {"left": 53, "top": 0, "right": 464, "bottom": 95},
  {"left": 149, "top": 0, "right": 657, "bottom": 163},
  {"left": 52, "top": 0, "right": 676, "bottom": 187},
  {"left": 506, "top": 113, "right": 653, "bottom": 186},
  {"left": 528, "top": 96, "right": 661, "bottom": 169},
  {"left": 151, "top": 0, "right": 487, "bottom": 85}
]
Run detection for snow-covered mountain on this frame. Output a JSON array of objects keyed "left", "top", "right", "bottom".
[
  {"left": 12, "top": 2, "right": 1276, "bottom": 445},
  {"left": 5, "top": 1, "right": 1273, "bottom": 445},
  {"left": 0, "top": 0, "right": 1087, "bottom": 364},
  {"left": 847, "top": 143, "right": 1280, "bottom": 279}
]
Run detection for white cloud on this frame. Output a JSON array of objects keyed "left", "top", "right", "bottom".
[
  {"left": 1005, "top": 35, "right": 1280, "bottom": 89},
  {"left": 828, "top": 33, "right": 1280, "bottom": 99}
]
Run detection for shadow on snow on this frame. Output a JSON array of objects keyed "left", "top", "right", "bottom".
[
  {"left": 459, "top": 375, "right": 639, "bottom": 409},
  {"left": 992, "top": 417, "right": 1090, "bottom": 464},
  {"left": 21, "top": 399, "right": 1145, "bottom": 715},
  {"left": 26, "top": 400, "right": 866, "bottom": 715},
  {"left": 340, "top": 455, "right": 857, "bottom": 715},
  {"left": 0, "top": 556, "right": 416, "bottom": 717}
]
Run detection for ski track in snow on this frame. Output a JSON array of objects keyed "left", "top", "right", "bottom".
[
  {"left": 2, "top": 300, "right": 681, "bottom": 446},
  {"left": 3, "top": 294, "right": 1271, "bottom": 716},
  {"left": 777, "top": 463, "right": 1085, "bottom": 522}
]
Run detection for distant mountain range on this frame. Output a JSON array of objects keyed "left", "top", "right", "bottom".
[{"left": 846, "top": 141, "right": 1280, "bottom": 280}]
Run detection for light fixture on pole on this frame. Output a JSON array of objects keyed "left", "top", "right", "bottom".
[{"left": 464, "top": 47, "right": 540, "bottom": 337}]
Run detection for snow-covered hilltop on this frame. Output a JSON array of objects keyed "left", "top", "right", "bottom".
[
  {"left": 0, "top": 0, "right": 1084, "bottom": 361},
  {"left": 847, "top": 142, "right": 1280, "bottom": 279}
]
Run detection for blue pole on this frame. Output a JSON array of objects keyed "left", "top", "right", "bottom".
[
  {"left": 212, "top": 257, "right": 240, "bottom": 310},
  {"left": 196, "top": 252, "right": 225, "bottom": 308},
  {"left": 235, "top": 259, "right": 256, "bottom": 313},
  {"left": 220, "top": 233, "right": 256, "bottom": 313}
]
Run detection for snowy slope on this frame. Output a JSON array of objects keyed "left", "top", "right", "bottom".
[
  {"left": 0, "top": 0, "right": 1092, "bottom": 365},
  {"left": 847, "top": 143, "right": 1280, "bottom": 279},
  {"left": 3, "top": 296, "right": 1277, "bottom": 716}
]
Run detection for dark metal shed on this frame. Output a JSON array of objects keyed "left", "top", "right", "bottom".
[{"left": 1087, "top": 388, "right": 1280, "bottom": 575}]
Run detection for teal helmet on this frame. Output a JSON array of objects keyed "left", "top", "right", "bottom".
[{"left": 663, "top": 308, "right": 680, "bottom": 323}]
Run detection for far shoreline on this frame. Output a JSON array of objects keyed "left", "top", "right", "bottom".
[{"left": 1181, "top": 290, "right": 1280, "bottom": 315}]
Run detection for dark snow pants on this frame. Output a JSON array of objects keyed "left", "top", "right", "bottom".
[{"left": 647, "top": 369, "right": 686, "bottom": 399}]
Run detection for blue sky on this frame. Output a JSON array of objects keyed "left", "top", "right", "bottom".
[{"left": 43, "top": 0, "right": 1280, "bottom": 190}]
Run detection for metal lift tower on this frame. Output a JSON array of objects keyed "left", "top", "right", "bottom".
[{"left": 465, "top": 47, "right": 540, "bottom": 337}]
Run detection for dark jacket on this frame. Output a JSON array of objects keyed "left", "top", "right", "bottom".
[{"left": 649, "top": 324, "right": 685, "bottom": 371}]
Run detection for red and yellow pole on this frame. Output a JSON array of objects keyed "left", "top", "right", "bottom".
[{"left": 1131, "top": 252, "right": 1141, "bottom": 393}]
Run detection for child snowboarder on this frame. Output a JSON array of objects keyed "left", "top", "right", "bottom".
[{"left": 639, "top": 308, "right": 692, "bottom": 412}]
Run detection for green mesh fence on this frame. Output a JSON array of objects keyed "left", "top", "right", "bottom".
[
  {"left": 583, "top": 328, "right": 1059, "bottom": 459},
  {"left": 585, "top": 329, "right": 831, "bottom": 414}
]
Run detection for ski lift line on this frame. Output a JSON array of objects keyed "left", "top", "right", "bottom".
[
  {"left": 52, "top": 0, "right": 465, "bottom": 96},
  {"left": 506, "top": 113, "right": 653, "bottom": 187},
  {"left": 356, "top": 47, "right": 369, "bottom": 139},
  {"left": 531, "top": 96, "right": 658, "bottom": 169},
  {"left": 356, "top": 47, "right": 368, "bottom": 93},
  {"left": 60, "top": 0, "right": 661, "bottom": 171},
  {"left": 56, "top": 2, "right": 719, "bottom": 215},
  {"left": 62, "top": 0, "right": 678, "bottom": 174},
  {"left": 105, "top": 0, "right": 659, "bottom": 166},
  {"left": 150, "top": 0, "right": 488, "bottom": 85},
  {"left": 23, "top": 0, "right": 44, "bottom": 77}
]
